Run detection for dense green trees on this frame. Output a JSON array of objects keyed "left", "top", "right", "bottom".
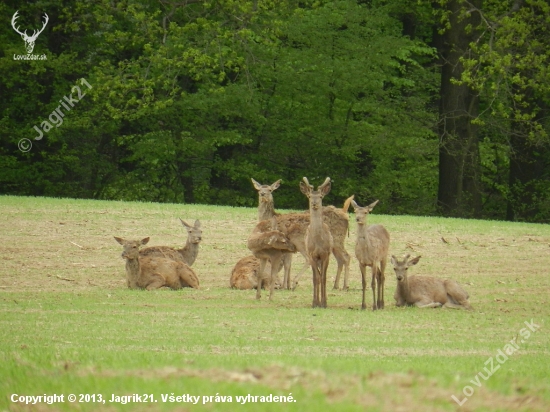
[
  {"left": 1, "top": 0, "right": 548, "bottom": 221},
  {"left": 459, "top": 0, "right": 550, "bottom": 221}
]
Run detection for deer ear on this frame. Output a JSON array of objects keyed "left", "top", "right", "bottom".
[
  {"left": 367, "top": 199, "right": 379, "bottom": 210},
  {"left": 114, "top": 236, "right": 125, "bottom": 245},
  {"left": 408, "top": 256, "right": 421, "bottom": 266},
  {"left": 299, "top": 181, "right": 311, "bottom": 196},
  {"left": 390, "top": 255, "right": 398, "bottom": 266},
  {"left": 319, "top": 177, "right": 331, "bottom": 197},
  {"left": 180, "top": 219, "right": 191, "bottom": 229},
  {"left": 141, "top": 237, "right": 150, "bottom": 245},
  {"left": 251, "top": 178, "right": 262, "bottom": 190},
  {"left": 270, "top": 179, "right": 281, "bottom": 191},
  {"left": 351, "top": 200, "right": 359, "bottom": 210},
  {"left": 194, "top": 219, "right": 201, "bottom": 229}
]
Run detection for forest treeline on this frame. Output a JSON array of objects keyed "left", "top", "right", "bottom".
[{"left": 1, "top": 0, "right": 548, "bottom": 222}]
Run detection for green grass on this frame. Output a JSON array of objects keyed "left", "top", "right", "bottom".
[{"left": 1, "top": 195, "right": 549, "bottom": 411}]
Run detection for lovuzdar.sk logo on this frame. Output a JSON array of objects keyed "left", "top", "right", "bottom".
[{"left": 11, "top": 10, "right": 48, "bottom": 60}]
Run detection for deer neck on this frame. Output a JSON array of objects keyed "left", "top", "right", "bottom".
[
  {"left": 180, "top": 239, "right": 198, "bottom": 266},
  {"left": 125, "top": 256, "right": 141, "bottom": 289},
  {"left": 397, "top": 276, "right": 411, "bottom": 302},
  {"left": 309, "top": 204, "right": 325, "bottom": 233},
  {"left": 258, "top": 199, "right": 276, "bottom": 221},
  {"left": 356, "top": 219, "right": 369, "bottom": 240}
]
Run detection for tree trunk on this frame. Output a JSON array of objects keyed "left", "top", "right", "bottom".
[{"left": 435, "top": 0, "right": 482, "bottom": 217}]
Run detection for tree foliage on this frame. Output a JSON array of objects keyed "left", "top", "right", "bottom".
[
  {"left": 0, "top": 0, "right": 548, "bottom": 221},
  {"left": 458, "top": 0, "right": 550, "bottom": 220}
]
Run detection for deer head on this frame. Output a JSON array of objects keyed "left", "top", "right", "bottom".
[
  {"left": 180, "top": 219, "right": 202, "bottom": 244},
  {"left": 251, "top": 178, "right": 281, "bottom": 204},
  {"left": 300, "top": 177, "right": 331, "bottom": 211},
  {"left": 114, "top": 237, "right": 150, "bottom": 260},
  {"left": 12, "top": 11, "right": 49, "bottom": 54},
  {"left": 391, "top": 254, "right": 421, "bottom": 282},
  {"left": 351, "top": 199, "right": 379, "bottom": 225}
]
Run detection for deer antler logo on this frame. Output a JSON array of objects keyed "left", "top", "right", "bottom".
[{"left": 11, "top": 11, "right": 49, "bottom": 54}]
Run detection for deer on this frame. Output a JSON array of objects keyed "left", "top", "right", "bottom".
[
  {"left": 229, "top": 256, "right": 283, "bottom": 290},
  {"left": 114, "top": 237, "right": 200, "bottom": 290},
  {"left": 139, "top": 219, "right": 202, "bottom": 266},
  {"left": 352, "top": 200, "right": 390, "bottom": 310},
  {"left": 229, "top": 179, "right": 289, "bottom": 290},
  {"left": 249, "top": 178, "right": 352, "bottom": 291},
  {"left": 306, "top": 197, "right": 353, "bottom": 291},
  {"left": 300, "top": 177, "right": 333, "bottom": 308},
  {"left": 11, "top": 11, "right": 49, "bottom": 54},
  {"left": 392, "top": 255, "right": 473, "bottom": 309},
  {"left": 247, "top": 217, "right": 297, "bottom": 300}
]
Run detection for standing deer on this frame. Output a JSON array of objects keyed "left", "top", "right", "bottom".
[
  {"left": 306, "top": 198, "right": 353, "bottom": 291},
  {"left": 114, "top": 237, "right": 200, "bottom": 290},
  {"left": 11, "top": 11, "right": 49, "bottom": 54},
  {"left": 392, "top": 255, "right": 472, "bottom": 309},
  {"left": 140, "top": 219, "right": 202, "bottom": 266},
  {"left": 300, "top": 177, "right": 333, "bottom": 308},
  {"left": 352, "top": 200, "right": 390, "bottom": 310},
  {"left": 247, "top": 217, "right": 297, "bottom": 300}
]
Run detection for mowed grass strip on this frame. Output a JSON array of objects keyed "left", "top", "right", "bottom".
[{"left": 0, "top": 195, "right": 549, "bottom": 411}]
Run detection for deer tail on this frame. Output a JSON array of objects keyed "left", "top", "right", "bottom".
[{"left": 342, "top": 195, "right": 354, "bottom": 213}]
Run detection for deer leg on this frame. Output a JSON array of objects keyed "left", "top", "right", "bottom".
[
  {"left": 282, "top": 253, "right": 292, "bottom": 289},
  {"left": 291, "top": 252, "right": 310, "bottom": 291},
  {"left": 145, "top": 274, "right": 165, "bottom": 290},
  {"left": 359, "top": 263, "right": 367, "bottom": 310},
  {"left": 342, "top": 250, "right": 350, "bottom": 291},
  {"left": 446, "top": 291, "right": 473, "bottom": 310},
  {"left": 256, "top": 258, "right": 267, "bottom": 300},
  {"left": 416, "top": 301, "right": 442, "bottom": 308},
  {"left": 269, "top": 255, "right": 282, "bottom": 301},
  {"left": 321, "top": 258, "right": 329, "bottom": 308},
  {"left": 334, "top": 247, "right": 350, "bottom": 290},
  {"left": 376, "top": 268, "right": 382, "bottom": 310},
  {"left": 378, "top": 260, "right": 386, "bottom": 309},
  {"left": 442, "top": 301, "right": 467, "bottom": 309},
  {"left": 316, "top": 264, "right": 322, "bottom": 307},
  {"left": 311, "top": 260, "right": 320, "bottom": 308},
  {"left": 332, "top": 247, "right": 344, "bottom": 290},
  {"left": 371, "top": 265, "right": 378, "bottom": 311}
]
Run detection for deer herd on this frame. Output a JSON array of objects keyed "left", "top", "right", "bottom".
[{"left": 115, "top": 177, "right": 472, "bottom": 311}]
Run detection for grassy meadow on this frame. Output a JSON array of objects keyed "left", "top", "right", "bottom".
[{"left": 0, "top": 195, "right": 549, "bottom": 411}]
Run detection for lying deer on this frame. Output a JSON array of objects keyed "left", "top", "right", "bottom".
[
  {"left": 229, "top": 256, "right": 283, "bottom": 290},
  {"left": 115, "top": 237, "right": 200, "bottom": 290},
  {"left": 392, "top": 255, "right": 472, "bottom": 309},
  {"left": 140, "top": 219, "right": 202, "bottom": 266}
]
